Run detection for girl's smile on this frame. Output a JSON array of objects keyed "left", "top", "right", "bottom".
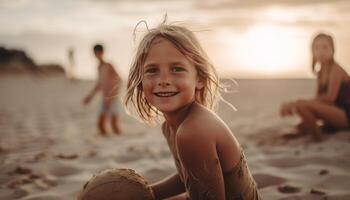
[{"left": 153, "top": 91, "right": 179, "bottom": 97}]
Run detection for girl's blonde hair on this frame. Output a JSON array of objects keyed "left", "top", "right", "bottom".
[{"left": 125, "top": 21, "right": 223, "bottom": 123}]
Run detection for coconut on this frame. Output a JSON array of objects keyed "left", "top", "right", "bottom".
[{"left": 77, "top": 168, "right": 154, "bottom": 200}]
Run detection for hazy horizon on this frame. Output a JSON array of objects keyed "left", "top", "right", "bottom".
[{"left": 1, "top": 0, "right": 350, "bottom": 79}]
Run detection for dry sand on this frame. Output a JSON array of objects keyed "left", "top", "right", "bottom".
[{"left": 0, "top": 75, "right": 349, "bottom": 200}]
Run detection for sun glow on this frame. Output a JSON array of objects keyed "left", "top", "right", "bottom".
[{"left": 236, "top": 24, "right": 305, "bottom": 76}]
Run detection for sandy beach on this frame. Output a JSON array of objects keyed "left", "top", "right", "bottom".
[{"left": 1, "top": 74, "right": 349, "bottom": 200}]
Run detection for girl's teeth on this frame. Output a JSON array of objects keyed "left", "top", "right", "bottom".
[{"left": 156, "top": 92, "right": 177, "bottom": 97}]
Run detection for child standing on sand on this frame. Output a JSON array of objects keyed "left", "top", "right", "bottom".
[
  {"left": 281, "top": 33, "right": 350, "bottom": 140},
  {"left": 83, "top": 44, "right": 122, "bottom": 136},
  {"left": 125, "top": 22, "right": 261, "bottom": 200}
]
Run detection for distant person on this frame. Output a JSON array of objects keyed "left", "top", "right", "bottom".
[
  {"left": 67, "top": 47, "right": 75, "bottom": 79},
  {"left": 83, "top": 44, "right": 122, "bottom": 136},
  {"left": 125, "top": 22, "right": 261, "bottom": 200},
  {"left": 281, "top": 33, "right": 350, "bottom": 140}
]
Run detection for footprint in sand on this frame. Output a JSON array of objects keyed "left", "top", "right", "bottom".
[
  {"left": 319, "top": 169, "right": 329, "bottom": 175},
  {"left": 8, "top": 165, "right": 32, "bottom": 175},
  {"left": 310, "top": 188, "right": 326, "bottom": 195},
  {"left": 277, "top": 184, "right": 302, "bottom": 194},
  {"left": 55, "top": 153, "right": 78, "bottom": 160}
]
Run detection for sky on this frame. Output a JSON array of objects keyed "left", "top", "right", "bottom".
[{"left": 0, "top": 0, "right": 350, "bottom": 79}]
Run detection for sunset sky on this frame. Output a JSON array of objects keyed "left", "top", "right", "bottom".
[{"left": 1, "top": 0, "right": 349, "bottom": 79}]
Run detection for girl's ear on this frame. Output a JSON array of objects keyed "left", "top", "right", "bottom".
[{"left": 195, "top": 77, "right": 204, "bottom": 90}]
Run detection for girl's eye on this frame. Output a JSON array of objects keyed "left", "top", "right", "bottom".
[
  {"left": 145, "top": 68, "right": 158, "bottom": 74},
  {"left": 172, "top": 66, "right": 185, "bottom": 72}
]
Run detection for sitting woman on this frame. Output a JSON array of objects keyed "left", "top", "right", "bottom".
[{"left": 280, "top": 33, "right": 350, "bottom": 140}]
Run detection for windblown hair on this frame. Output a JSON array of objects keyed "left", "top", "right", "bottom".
[{"left": 124, "top": 20, "right": 224, "bottom": 123}]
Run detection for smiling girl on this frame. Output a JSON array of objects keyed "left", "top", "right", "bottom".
[{"left": 125, "top": 22, "right": 261, "bottom": 200}]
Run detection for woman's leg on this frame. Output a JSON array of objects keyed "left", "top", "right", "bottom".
[
  {"left": 295, "top": 101, "right": 322, "bottom": 140},
  {"left": 296, "top": 100, "right": 348, "bottom": 128},
  {"left": 295, "top": 100, "right": 348, "bottom": 139}
]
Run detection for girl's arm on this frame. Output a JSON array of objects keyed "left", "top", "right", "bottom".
[
  {"left": 176, "top": 126, "right": 226, "bottom": 200},
  {"left": 150, "top": 172, "right": 186, "bottom": 200},
  {"left": 317, "top": 67, "right": 343, "bottom": 103}
]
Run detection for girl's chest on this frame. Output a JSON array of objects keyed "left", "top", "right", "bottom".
[
  {"left": 164, "top": 129, "right": 178, "bottom": 159},
  {"left": 164, "top": 128, "right": 185, "bottom": 177}
]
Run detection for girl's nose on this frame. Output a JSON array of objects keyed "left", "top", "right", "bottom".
[{"left": 158, "top": 72, "right": 171, "bottom": 87}]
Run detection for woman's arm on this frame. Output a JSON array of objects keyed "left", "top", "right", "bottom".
[
  {"left": 176, "top": 126, "right": 226, "bottom": 200},
  {"left": 150, "top": 172, "right": 186, "bottom": 200}
]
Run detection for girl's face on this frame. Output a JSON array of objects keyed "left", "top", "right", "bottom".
[
  {"left": 142, "top": 37, "right": 203, "bottom": 114},
  {"left": 312, "top": 37, "right": 333, "bottom": 64}
]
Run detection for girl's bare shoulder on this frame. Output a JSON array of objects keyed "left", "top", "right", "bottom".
[
  {"left": 178, "top": 103, "right": 231, "bottom": 140},
  {"left": 332, "top": 63, "right": 349, "bottom": 80}
]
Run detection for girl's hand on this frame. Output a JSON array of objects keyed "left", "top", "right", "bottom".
[{"left": 280, "top": 102, "right": 296, "bottom": 117}]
